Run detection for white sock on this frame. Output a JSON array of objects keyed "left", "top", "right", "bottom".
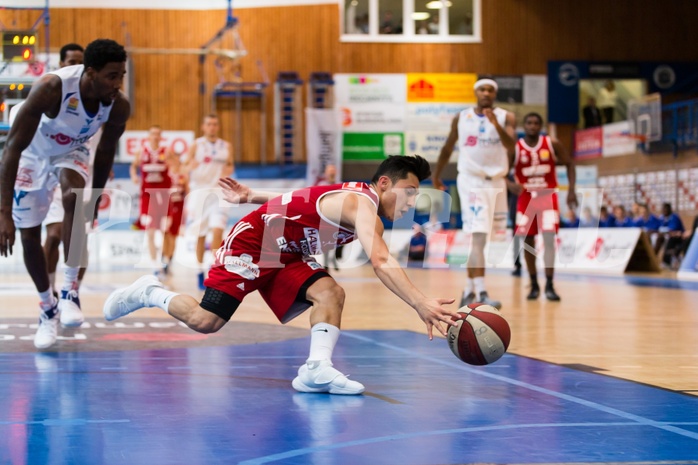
[
  {"left": 62, "top": 266, "right": 79, "bottom": 291},
  {"left": 474, "top": 277, "right": 486, "bottom": 295},
  {"left": 38, "top": 289, "right": 57, "bottom": 309},
  {"left": 464, "top": 278, "right": 475, "bottom": 295},
  {"left": 48, "top": 272, "right": 56, "bottom": 292},
  {"left": 307, "top": 323, "right": 340, "bottom": 363},
  {"left": 147, "top": 287, "right": 178, "bottom": 313}
]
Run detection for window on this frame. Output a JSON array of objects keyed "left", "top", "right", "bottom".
[{"left": 341, "top": 0, "right": 480, "bottom": 43}]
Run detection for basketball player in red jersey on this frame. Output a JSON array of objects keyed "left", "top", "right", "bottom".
[
  {"left": 161, "top": 158, "right": 188, "bottom": 275},
  {"left": 104, "top": 155, "right": 460, "bottom": 395},
  {"left": 509, "top": 113, "right": 577, "bottom": 301},
  {"left": 130, "top": 125, "right": 178, "bottom": 272}
]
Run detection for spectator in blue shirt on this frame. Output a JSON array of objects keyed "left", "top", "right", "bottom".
[
  {"left": 658, "top": 202, "right": 685, "bottom": 268},
  {"left": 579, "top": 206, "right": 599, "bottom": 228},
  {"left": 561, "top": 209, "right": 580, "bottom": 228},
  {"left": 407, "top": 224, "right": 428, "bottom": 265},
  {"left": 634, "top": 203, "right": 661, "bottom": 231},
  {"left": 612, "top": 205, "right": 633, "bottom": 227},
  {"left": 598, "top": 206, "right": 616, "bottom": 227}
]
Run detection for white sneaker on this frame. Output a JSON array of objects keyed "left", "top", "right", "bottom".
[
  {"left": 34, "top": 313, "right": 59, "bottom": 350},
  {"left": 103, "top": 275, "right": 163, "bottom": 321},
  {"left": 59, "top": 289, "right": 84, "bottom": 328},
  {"left": 292, "top": 360, "right": 365, "bottom": 395}
]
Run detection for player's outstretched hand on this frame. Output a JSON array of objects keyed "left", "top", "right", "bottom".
[
  {"left": 415, "top": 298, "right": 459, "bottom": 340},
  {"left": 218, "top": 177, "right": 251, "bottom": 204}
]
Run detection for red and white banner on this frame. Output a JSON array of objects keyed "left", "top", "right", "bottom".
[
  {"left": 602, "top": 121, "right": 637, "bottom": 157},
  {"left": 573, "top": 127, "right": 603, "bottom": 159}
]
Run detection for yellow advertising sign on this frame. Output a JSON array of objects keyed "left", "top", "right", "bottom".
[{"left": 406, "top": 73, "right": 478, "bottom": 103}]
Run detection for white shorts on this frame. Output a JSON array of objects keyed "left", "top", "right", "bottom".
[
  {"left": 13, "top": 146, "right": 91, "bottom": 229},
  {"left": 44, "top": 185, "right": 64, "bottom": 226},
  {"left": 185, "top": 187, "right": 229, "bottom": 237},
  {"left": 457, "top": 172, "right": 508, "bottom": 235}
]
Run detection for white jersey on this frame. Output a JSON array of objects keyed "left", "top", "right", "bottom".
[
  {"left": 23, "top": 65, "right": 113, "bottom": 158},
  {"left": 8, "top": 100, "right": 23, "bottom": 126},
  {"left": 456, "top": 107, "right": 509, "bottom": 179},
  {"left": 188, "top": 137, "right": 230, "bottom": 189}
]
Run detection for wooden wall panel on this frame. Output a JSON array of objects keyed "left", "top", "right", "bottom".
[{"left": 3, "top": 1, "right": 698, "bottom": 163}]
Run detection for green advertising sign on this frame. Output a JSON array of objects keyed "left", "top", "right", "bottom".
[{"left": 342, "top": 133, "right": 404, "bottom": 160}]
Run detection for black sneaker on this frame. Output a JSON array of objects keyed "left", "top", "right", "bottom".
[
  {"left": 478, "top": 291, "right": 502, "bottom": 310},
  {"left": 459, "top": 292, "right": 476, "bottom": 308},
  {"left": 545, "top": 285, "right": 561, "bottom": 301},
  {"left": 527, "top": 284, "right": 540, "bottom": 300},
  {"left": 511, "top": 266, "right": 522, "bottom": 277}
]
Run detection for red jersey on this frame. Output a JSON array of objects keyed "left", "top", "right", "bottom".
[
  {"left": 513, "top": 136, "right": 558, "bottom": 191},
  {"left": 217, "top": 182, "right": 378, "bottom": 264},
  {"left": 140, "top": 146, "right": 172, "bottom": 190}
]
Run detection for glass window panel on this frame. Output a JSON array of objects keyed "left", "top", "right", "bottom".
[
  {"left": 449, "top": 0, "right": 474, "bottom": 35},
  {"left": 413, "top": 0, "right": 438, "bottom": 34},
  {"left": 379, "top": 0, "right": 404, "bottom": 35},
  {"left": 345, "top": 0, "right": 370, "bottom": 34}
]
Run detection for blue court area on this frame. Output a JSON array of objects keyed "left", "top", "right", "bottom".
[{"left": 1, "top": 329, "right": 697, "bottom": 465}]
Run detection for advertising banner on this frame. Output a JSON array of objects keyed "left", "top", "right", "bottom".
[
  {"left": 406, "top": 131, "right": 451, "bottom": 162},
  {"left": 334, "top": 74, "right": 406, "bottom": 105},
  {"left": 117, "top": 130, "right": 195, "bottom": 163},
  {"left": 342, "top": 132, "right": 404, "bottom": 160},
  {"left": 602, "top": 120, "right": 637, "bottom": 157},
  {"left": 338, "top": 103, "right": 404, "bottom": 133},
  {"left": 574, "top": 127, "right": 603, "bottom": 159},
  {"left": 305, "top": 108, "right": 340, "bottom": 185},
  {"left": 406, "top": 73, "right": 478, "bottom": 103}
]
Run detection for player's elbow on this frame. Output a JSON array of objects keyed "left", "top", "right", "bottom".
[{"left": 369, "top": 249, "right": 392, "bottom": 270}]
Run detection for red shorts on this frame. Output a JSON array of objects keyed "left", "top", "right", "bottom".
[
  {"left": 515, "top": 190, "right": 559, "bottom": 236},
  {"left": 204, "top": 230, "right": 330, "bottom": 323},
  {"left": 166, "top": 199, "right": 184, "bottom": 236},
  {"left": 139, "top": 188, "right": 171, "bottom": 231}
]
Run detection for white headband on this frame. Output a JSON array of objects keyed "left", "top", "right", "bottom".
[{"left": 474, "top": 78, "right": 498, "bottom": 91}]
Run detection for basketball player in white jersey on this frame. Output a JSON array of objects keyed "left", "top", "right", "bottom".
[
  {"left": 183, "top": 114, "right": 234, "bottom": 289},
  {"left": 432, "top": 78, "right": 517, "bottom": 309},
  {"left": 0, "top": 39, "right": 130, "bottom": 349},
  {"left": 38, "top": 43, "right": 94, "bottom": 295}
]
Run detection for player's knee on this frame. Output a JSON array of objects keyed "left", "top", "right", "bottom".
[
  {"left": 313, "top": 282, "right": 346, "bottom": 310},
  {"left": 45, "top": 225, "right": 61, "bottom": 243},
  {"left": 188, "top": 309, "right": 226, "bottom": 334},
  {"left": 19, "top": 227, "right": 41, "bottom": 245}
]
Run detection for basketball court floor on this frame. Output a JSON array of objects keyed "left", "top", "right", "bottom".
[{"left": 0, "top": 262, "right": 696, "bottom": 465}]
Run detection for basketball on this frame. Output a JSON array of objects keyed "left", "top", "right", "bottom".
[{"left": 447, "top": 304, "right": 511, "bottom": 366}]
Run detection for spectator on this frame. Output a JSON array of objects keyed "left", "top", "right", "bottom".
[
  {"left": 456, "top": 12, "right": 474, "bottom": 35},
  {"left": 613, "top": 205, "right": 633, "bottom": 227},
  {"left": 579, "top": 206, "right": 599, "bottom": 228},
  {"left": 597, "top": 80, "right": 618, "bottom": 124},
  {"left": 633, "top": 203, "right": 661, "bottom": 231},
  {"left": 634, "top": 203, "right": 662, "bottom": 253},
  {"left": 561, "top": 209, "right": 580, "bottom": 228},
  {"left": 582, "top": 97, "right": 603, "bottom": 128},
  {"left": 380, "top": 11, "right": 397, "bottom": 34},
  {"left": 407, "top": 224, "right": 428, "bottom": 264},
  {"left": 630, "top": 201, "right": 642, "bottom": 224},
  {"left": 677, "top": 214, "right": 698, "bottom": 267},
  {"left": 356, "top": 14, "right": 369, "bottom": 34},
  {"left": 598, "top": 205, "right": 616, "bottom": 227},
  {"left": 428, "top": 14, "right": 439, "bottom": 34},
  {"left": 657, "top": 202, "right": 685, "bottom": 268}
]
